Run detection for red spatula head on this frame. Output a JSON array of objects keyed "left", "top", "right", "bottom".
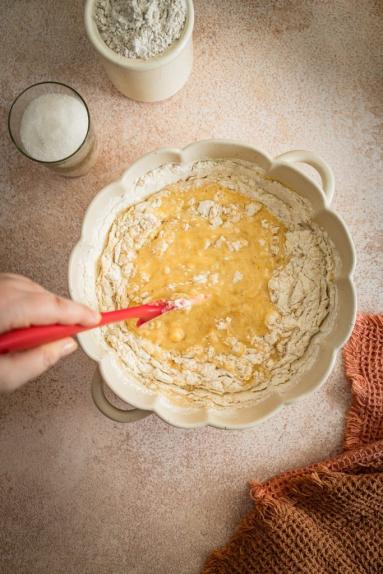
[{"left": 136, "top": 295, "right": 207, "bottom": 327}]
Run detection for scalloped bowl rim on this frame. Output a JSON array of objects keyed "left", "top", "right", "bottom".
[{"left": 68, "top": 139, "right": 356, "bottom": 429}]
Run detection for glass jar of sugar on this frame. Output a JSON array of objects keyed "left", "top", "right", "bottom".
[{"left": 8, "top": 82, "right": 98, "bottom": 177}]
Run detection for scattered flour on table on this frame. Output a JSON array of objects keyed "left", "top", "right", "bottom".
[{"left": 94, "top": 0, "right": 187, "bottom": 59}]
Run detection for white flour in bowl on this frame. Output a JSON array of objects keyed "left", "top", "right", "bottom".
[
  {"left": 94, "top": 0, "right": 187, "bottom": 60},
  {"left": 96, "top": 160, "right": 339, "bottom": 409}
]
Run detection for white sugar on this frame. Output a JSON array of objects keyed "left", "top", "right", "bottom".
[{"left": 20, "top": 93, "right": 88, "bottom": 162}]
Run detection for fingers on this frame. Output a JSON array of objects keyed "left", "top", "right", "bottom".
[
  {"left": 30, "top": 293, "right": 101, "bottom": 326},
  {"left": 5, "top": 292, "right": 101, "bottom": 330},
  {"left": 0, "top": 338, "right": 78, "bottom": 392}
]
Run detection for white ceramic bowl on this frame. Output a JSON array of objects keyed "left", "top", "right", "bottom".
[
  {"left": 69, "top": 140, "right": 356, "bottom": 429},
  {"left": 84, "top": 0, "right": 194, "bottom": 102}
]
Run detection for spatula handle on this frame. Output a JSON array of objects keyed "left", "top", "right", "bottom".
[{"left": 0, "top": 302, "right": 167, "bottom": 354}]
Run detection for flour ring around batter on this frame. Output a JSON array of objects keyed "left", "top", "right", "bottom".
[{"left": 96, "top": 160, "right": 338, "bottom": 408}]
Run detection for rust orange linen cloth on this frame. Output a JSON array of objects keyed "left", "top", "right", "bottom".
[{"left": 203, "top": 314, "right": 383, "bottom": 574}]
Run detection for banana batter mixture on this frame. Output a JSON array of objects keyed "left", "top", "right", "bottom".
[{"left": 97, "top": 160, "right": 337, "bottom": 407}]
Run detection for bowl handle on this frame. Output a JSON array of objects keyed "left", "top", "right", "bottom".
[
  {"left": 91, "top": 368, "right": 152, "bottom": 423},
  {"left": 275, "top": 150, "right": 335, "bottom": 204}
]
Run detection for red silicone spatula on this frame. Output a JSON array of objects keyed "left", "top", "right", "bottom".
[{"left": 0, "top": 298, "right": 195, "bottom": 355}]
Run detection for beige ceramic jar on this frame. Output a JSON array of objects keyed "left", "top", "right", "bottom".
[{"left": 84, "top": 0, "right": 194, "bottom": 102}]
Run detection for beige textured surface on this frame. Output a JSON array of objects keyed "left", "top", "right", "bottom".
[{"left": 0, "top": 1, "right": 382, "bottom": 573}]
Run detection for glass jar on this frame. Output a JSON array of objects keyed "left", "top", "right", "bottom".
[{"left": 8, "top": 81, "right": 98, "bottom": 177}]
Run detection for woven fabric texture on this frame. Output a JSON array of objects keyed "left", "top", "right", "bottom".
[{"left": 202, "top": 314, "right": 383, "bottom": 574}]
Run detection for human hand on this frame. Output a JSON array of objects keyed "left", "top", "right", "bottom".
[{"left": 0, "top": 273, "right": 100, "bottom": 392}]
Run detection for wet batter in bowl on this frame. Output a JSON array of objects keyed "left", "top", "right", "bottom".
[{"left": 97, "top": 160, "right": 337, "bottom": 407}]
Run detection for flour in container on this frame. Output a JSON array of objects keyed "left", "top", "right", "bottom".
[{"left": 94, "top": 0, "right": 187, "bottom": 60}]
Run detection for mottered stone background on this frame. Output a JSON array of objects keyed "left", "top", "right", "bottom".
[{"left": 0, "top": 1, "right": 382, "bottom": 572}]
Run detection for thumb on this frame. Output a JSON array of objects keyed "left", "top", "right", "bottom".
[{"left": 0, "top": 338, "right": 78, "bottom": 392}]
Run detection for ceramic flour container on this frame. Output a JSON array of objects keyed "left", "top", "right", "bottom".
[{"left": 84, "top": 0, "right": 194, "bottom": 102}]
